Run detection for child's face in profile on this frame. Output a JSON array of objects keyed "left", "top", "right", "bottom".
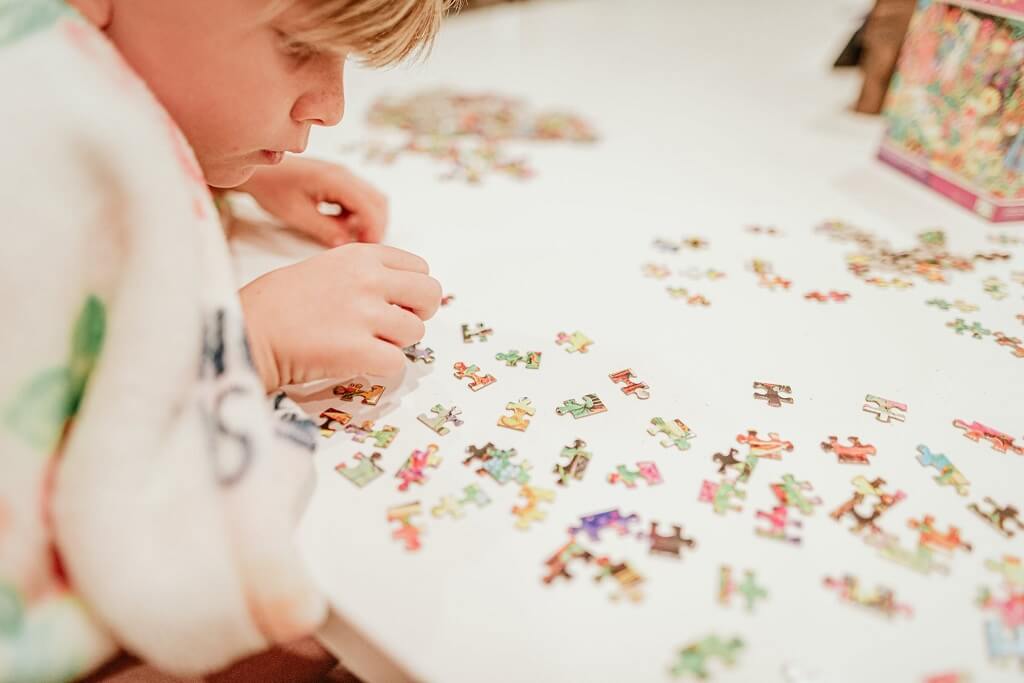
[{"left": 101, "top": 0, "right": 347, "bottom": 187}]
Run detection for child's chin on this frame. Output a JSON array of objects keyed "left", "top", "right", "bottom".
[{"left": 206, "top": 164, "right": 257, "bottom": 190}]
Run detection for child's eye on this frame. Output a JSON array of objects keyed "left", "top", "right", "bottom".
[{"left": 276, "top": 30, "right": 318, "bottom": 63}]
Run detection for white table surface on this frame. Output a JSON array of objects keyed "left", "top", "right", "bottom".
[{"left": 231, "top": 1, "right": 1024, "bottom": 681}]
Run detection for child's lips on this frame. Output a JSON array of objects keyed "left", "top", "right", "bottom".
[{"left": 261, "top": 150, "right": 285, "bottom": 165}]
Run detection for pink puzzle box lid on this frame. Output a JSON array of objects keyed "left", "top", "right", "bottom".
[{"left": 878, "top": 0, "right": 1024, "bottom": 223}]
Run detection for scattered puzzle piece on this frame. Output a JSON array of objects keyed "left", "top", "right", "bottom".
[
  {"left": 395, "top": 444, "right": 441, "bottom": 491},
  {"left": 983, "top": 620, "right": 1024, "bottom": 665},
  {"left": 952, "top": 419, "right": 1024, "bottom": 455},
  {"left": 643, "top": 263, "right": 671, "bottom": 279},
  {"left": 593, "top": 556, "right": 645, "bottom": 602},
  {"left": 554, "top": 439, "right": 591, "bottom": 486},
  {"left": 461, "top": 322, "right": 493, "bottom": 343},
  {"left": 648, "top": 417, "right": 695, "bottom": 450},
  {"left": 431, "top": 495, "right": 465, "bottom": 520},
  {"left": 994, "top": 332, "right": 1024, "bottom": 359},
  {"left": 542, "top": 539, "right": 595, "bottom": 584},
  {"left": 823, "top": 575, "right": 912, "bottom": 618},
  {"left": 746, "top": 225, "right": 781, "bottom": 236},
  {"left": 771, "top": 474, "right": 822, "bottom": 515},
  {"left": 512, "top": 484, "right": 556, "bottom": 529},
  {"left": 387, "top": 502, "right": 424, "bottom": 551},
  {"left": 334, "top": 452, "right": 384, "bottom": 487},
  {"left": 830, "top": 476, "right": 906, "bottom": 535},
  {"left": 556, "top": 394, "right": 607, "bottom": 419},
  {"left": 318, "top": 407, "right": 352, "bottom": 437},
  {"left": 463, "top": 442, "right": 531, "bottom": 485},
  {"left": 607, "top": 461, "right": 662, "bottom": 488},
  {"left": 498, "top": 396, "right": 537, "bottom": 431},
  {"left": 402, "top": 342, "right": 436, "bottom": 364},
  {"left": 699, "top": 479, "right": 746, "bottom": 515},
  {"left": 926, "top": 298, "right": 978, "bottom": 313},
  {"left": 820, "top": 435, "right": 877, "bottom": 465},
  {"left": 417, "top": 404, "right": 463, "bottom": 436},
  {"left": 344, "top": 420, "right": 399, "bottom": 449},
  {"left": 495, "top": 349, "right": 541, "bottom": 369},
  {"left": 865, "top": 532, "right": 950, "bottom": 575},
  {"left": 569, "top": 509, "right": 640, "bottom": 542},
  {"left": 608, "top": 368, "right": 650, "bottom": 400},
  {"left": 755, "top": 505, "right": 802, "bottom": 544},
  {"left": 713, "top": 447, "right": 758, "bottom": 483},
  {"left": 333, "top": 382, "right": 385, "bottom": 405},
  {"left": 804, "top": 290, "right": 850, "bottom": 303},
  {"left": 719, "top": 566, "right": 768, "bottom": 611},
  {"left": 862, "top": 394, "right": 907, "bottom": 423},
  {"left": 983, "top": 277, "right": 1009, "bottom": 300},
  {"left": 969, "top": 497, "right": 1024, "bottom": 538},
  {"left": 736, "top": 430, "right": 794, "bottom": 460},
  {"left": 440, "top": 294, "right": 455, "bottom": 306},
  {"left": 452, "top": 361, "right": 497, "bottom": 391},
  {"left": 458, "top": 483, "right": 491, "bottom": 509},
  {"left": 916, "top": 445, "right": 970, "bottom": 496},
  {"left": 669, "top": 635, "right": 744, "bottom": 679},
  {"left": 753, "top": 382, "right": 793, "bottom": 407},
  {"left": 555, "top": 330, "right": 593, "bottom": 353},
  {"left": 908, "top": 515, "right": 972, "bottom": 554},
  {"left": 644, "top": 523, "right": 696, "bottom": 559},
  {"left": 946, "top": 318, "right": 991, "bottom": 339}
]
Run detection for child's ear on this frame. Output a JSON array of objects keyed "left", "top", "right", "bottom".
[{"left": 66, "top": 0, "right": 113, "bottom": 28}]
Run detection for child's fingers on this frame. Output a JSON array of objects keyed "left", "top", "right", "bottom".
[
  {"left": 373, "top": 303, "right": 427, "bottom": 349},
  {"left": 374, "top": 245, "right": 430, "bottom": 274},
  {"left": 383, "top": 270, "right": 442, "bottom": 320}
]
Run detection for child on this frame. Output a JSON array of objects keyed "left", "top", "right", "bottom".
[{"left": 0, "top": 0, "right": 451, "bottom": 680}]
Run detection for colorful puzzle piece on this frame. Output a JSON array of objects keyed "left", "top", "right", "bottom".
[
  {"left": 395, "top": 444, "right": 441, "bottom": 491},
  {"left": 983, "top": 276, "right": 1009, "bottom": 300},
  {"left": 318, "top": 407, "right": 352, "bottom": 437},
  {"left": 969, "top": 498, "right": 1024, "bottom": 538},
  {"left": 719, "top": 566, "right": 768, "bottom": 611},
  {"left": 542, "top": 539, "right": 595, "bottom": 584},
  {"left": 554, "top": 439, "right": 591, "bottom": 486},
  {"left": 908, "top": 515, "right": 972, "bottom": 554},
  {"left": 569, "top": 509, "right": 640, "bottom": 542},
  {"left": 713, "top": 447, "right": 757, "bottom": 483},
  {"left": 863, "top": 394, "right": 907, "bottom": 423},
  {"left": 916, "top": 445, "right": 970, "bottom": 496},
  {"left": 512, "top": 484, "right": 556, "bottom": 530},
  {"left": 452, "top": 361, "right": 497, "bottom": 391},
  {"left": 344, "top": 420, "right": 399, "bottom": 449},
  {"left": 994, "top": 332, "right": 1024, "bottom": 358},
  {"left": 402, "top": 342, "right": 436, "bottom": 364},
  {"left": 644, "top": 523, "right": 696, "bottom": 559},
  {"left": 647, "top": 417, "right": 695, "bottom": 450},
  {"left": 820, "top": 435, "right": 877, "bottom": 465},
  {"left": 607, "top": 461, "right": 662, "bottom": 488},
  {"left": 334, "top": 452, "right": 383, "bottom": 488},
  {"left": 594, "top": 556, "right": 645, "bottom": 602},
  {"left": 804, "top": 290, "right": 850, "bottom": 303},
  {"left": 771, "top": 474, "right": 822, "bottom": 515},
  {"left": 643, "top": 263, "right": 671, "bottom": 279},
  {"left": 387, "top": 502, "right": 424, "bottom": 551},
  {"left": 736, "top": 430, "right": 794, "bottom": 460},
  {"left": 431, "top": 495, "right": 465, "bottom": 520},
  {"left": 556, "top": 394, "right": 607, "bottom": 419},
  {"left": 755, "top": 505, "right": 802, "bottom": 544},
  {"left": 866, "top": 532, "right": 950, "bottom": 575},
  {"left": 823, "top": 575, "right": 913, "bottom": 618},
  {"left": 555, "top": 330, "right": 593, "bottom": 353},
  {"left": 608, "top": 368, "right": 650, "bottom": 400},
  {"left": 333, "top": 382, "right": 385, "bottom": 405},
  {"left": 946, "top": 318, "right": 992, "bottom": 339},
  {"left": 495, "top": 349, "right": 541, "bottom": 369},
  {"left": 699, "top": 479, "right": 746, "bottom": 515},
  {"left": 463, "top": 442, "right": 532, "bottom": 485},
  {"left": 669, "top": 635, "right": 744, "bottom": 679},
  {"left": 753, "top": 382, "right": 793, "bottom": 407},
  {"left": 925, "top": 298, "right": 978, "bottom": 313},
  {"left": 461, "top": 323, "right": 493, "bottom": 343},
  {"left": 830, "top": 476, "right": 907, "bottom": 535},
  {"left": 498, "top": 396, "right": 536, "bottom": 431},
  {"left": 983, "top": 620, "right": 1024, "bottom": 665},
  {"left": 417, "top": 404, "right": 463, "bottom": 435},
  {"left": 952, "top": 419, "right": 1024, "bottom": 455}
]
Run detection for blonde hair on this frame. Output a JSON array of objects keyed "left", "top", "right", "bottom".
[{"left": 266, "top": 0, "right": 460, "bottom": 67}]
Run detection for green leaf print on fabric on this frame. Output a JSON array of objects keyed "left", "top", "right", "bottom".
[
  {"left": 4, "top": 296, "right": 106, "bottom": 452},
  {"left": 0, "top": 0, "right": 73, "bottom": 49},
  {"left": 0, "top": 582, "right": 23, "bottom": 636}
]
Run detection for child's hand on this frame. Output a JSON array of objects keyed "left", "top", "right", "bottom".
[
  {"left": 240, "top": 156, "right": 388, "bottom": 247},
  {"left": 240, "top": 243, "right": 441, "bottom": 391}
]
